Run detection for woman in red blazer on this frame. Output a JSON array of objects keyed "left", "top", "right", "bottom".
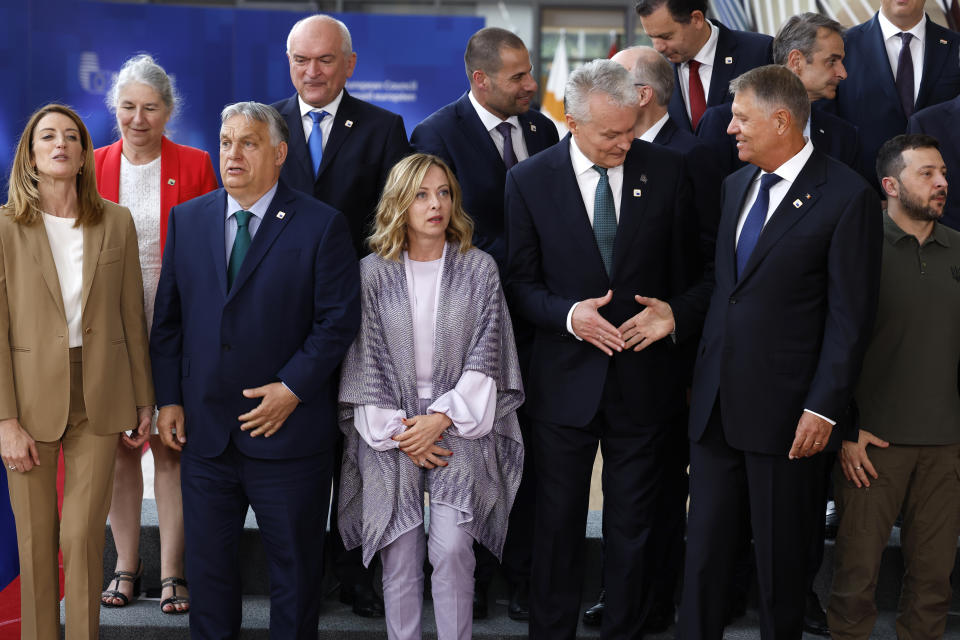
[{"left": 94, "top": 53, "right": 217, "bottom": 615}]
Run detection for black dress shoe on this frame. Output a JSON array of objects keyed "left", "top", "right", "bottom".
[
  {"left": 582, "top": 589, "right": 605, "bottom": 627},
  {"left": 473, "top": 585, "right": 488, "bottom": 620},
  {"left": 507, "top": 581, "right": 530, "bottom": 621},
  {"left": 803, "top": 591, "right": 829, "bottom": 637},
  {"left": 339, "top": 582, "right": 385, "bottom": 618},
  {"left": 642, "top": 602, "right": 675, "bottom": 633},
  {"left": 824, "top": 500, "right": 839, "bottom": 539}
]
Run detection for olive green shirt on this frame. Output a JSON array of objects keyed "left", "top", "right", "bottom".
[{"left": 855, "top": 211, "right": 960, "bottom": 445}]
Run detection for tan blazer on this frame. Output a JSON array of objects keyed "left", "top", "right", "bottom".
[{"left": 0, "top": 200, "right": 154, "bottom": 441}]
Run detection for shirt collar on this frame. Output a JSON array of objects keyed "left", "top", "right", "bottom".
[
  {"left": 639, "top": 112, "right": 671, "bottom": 142},
  {"left": 883, "top": 209, "right": 951, "bottom": 247},
  {"left": 569, "top": 136, "right": 624, "bottom": 178},
  {"left": 878, "top": 10, "right": 926, "bottom": 42},
  {"left": 298, "top": 89, "right": 344, "bottom": 119},
  {"left": 758, "top": 138, "right": 814, "bottom": 184},
  {"left": 468, "top": 90, "right": 522, "bottom": 133},
  {"left": 226, "top": 181, "right": 279, "bottom": 222},
  {"left": 692, "top": 20, "right": 719, "bottom": 67}
]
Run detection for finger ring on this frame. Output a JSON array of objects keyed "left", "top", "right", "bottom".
[
  {"left": 7, "top": 465, "right": 14, "bottom": 470},
  {"left": 814, "top": 441, "right": 822, "bottom": 446},
  {"left": 855, "top": 465, "right": 862, "bottom": 471}
]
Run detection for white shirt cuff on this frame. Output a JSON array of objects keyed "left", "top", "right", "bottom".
[
  {"left": 353, "top": 405, "right": 405, "bottom": 450},
  {"left": 803, "top": 408, "right": 836, "bottom": 426},
  {"left": 566, "top": 302, "right": 583, "bottom": 340},
  {"left": 428, "top": 370, "right": 497, "bottom": 439}
]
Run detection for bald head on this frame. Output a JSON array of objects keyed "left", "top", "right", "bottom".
[
  {"left": 285, "top": 14, "right": 357, "bottom": 108},
  {"left": 287, "top": 15, "right": 352, "bottom": 55},
  {"left": 613, "top": 46, "right": 674, "bottom": 107}
]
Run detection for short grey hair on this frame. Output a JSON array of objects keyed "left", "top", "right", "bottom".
[
  {"left": 220, "top": 102, "right": 289, "bottom": 146},
  {"left": 564, "top": 59, "right": 639, "bottom": 123},
  {"left": 286, "top": 15, "right": 352, "bottom": 56},
  {"left": 631, "top": 48, "right": 675, "bottom": 107},
  {"left": 773, "top": 12, "right": 844, "bottom": 65},
  {"left": 106, "top": 54, "right": 179, "bottom": 118},
  {"left": 729, "top": 65, "right": 810, "bottom": 129}
]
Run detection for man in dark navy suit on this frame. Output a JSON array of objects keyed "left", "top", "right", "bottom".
[
  {"left": 410, "top": 27, "right": 559, "bottom": 620},
  {"left": 908, "top": 95, "right": 960, "bottom": 229},
  {"left": 833, "top": 0, "right": 960, "bottom": 191},
  {"left": 678, "top": 66, "right": 882, "bottom": 640},
  {"left": 635, "top": 0, "right": 772, "bottom": 132},
  {"left": 505, "top": 59, "right": 710, "bottom": 640},
  {"left": 410, "top": 27, "right": 559, "bottom": 270},
  {"left": 698, "top": 12, "right": 859, "bottom": 179},
  {"left": 272, "top": 15, "right": 410, "bottom": 257},
  {"left": 151, "top": 102, "right": 361, "bottom": 640},
  {"left": 272, "top": 15, "right": 409, "bottom": 616}
]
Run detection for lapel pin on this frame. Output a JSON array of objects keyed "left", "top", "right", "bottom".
[
  {"left": 345, "top": 120, "right": 354, "bottom": 128},
  {"left": 725, "top": 56, "right": 733, "bottom": 64},
  {"left": 806, "top": 193, "right": 812, "bottom": 199},
  {"left": 633, "top": 188, "right": 643, "bottom": 198},
  {"left": 793, "top": 199, "right": 803, "bottom": 208},
  {"left": 167, "top": 178, "right": 176, "bottom": 186},
  {"left": 818, "top": 128, "right": 825, "bottom": 134},
  {"left": 639, "top": 174, "right": 648, "bottom": 183},
  {"left": 530, "top": 123, "right": 537, "bottom": 132},
  {"left": 940, "top": 39, "right": 948, "bottom": 44},
  {"left": 276, "top": 211, "right": 286, "bottom": 219}
]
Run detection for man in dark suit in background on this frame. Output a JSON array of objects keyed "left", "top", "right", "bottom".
[
  {"left": 410, "top": 27, "right": 559, "bottom": 620},
  {"left": 678, "top": 66, "right": 882, "bottom": 640},
  {"left": 505, "top": 59, "right": 710, "bottom": 640},
  {"left": 833, "top": 0, "right": 960, "bottom": 191},
  {"left": 272, "top": 15, "right": 409, "bottom": 617},
  {"left": 150, "top": 102, "right": 361, "bottom": 639},
  {"left": 635, "top": 0, "right": 772, "bottom": 132},
  {"left": 273, "top": 14, "right": 410, "bottom": 256},
  {"left": 698, "top": 13, "right": 859, "bottom": 179},
  {"left": 908, "top": 94, "right": 960, "bottom": 229}
]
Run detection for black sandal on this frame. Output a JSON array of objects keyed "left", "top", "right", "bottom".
[
  {"left": 101, "top": 559, "right": 142, "bottom": 608},
  {"left": 160, "top": 576, "right": 190, "bottom": 614}
]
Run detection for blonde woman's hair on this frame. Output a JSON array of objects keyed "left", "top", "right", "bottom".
[
  {"left": 4, "top": 103, "right": 103, "bottom": 227},
  {"left": 368, "top": 153, "right": 474, "bottom": 261}
]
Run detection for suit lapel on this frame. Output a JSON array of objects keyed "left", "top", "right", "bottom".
[
  {"left": 707, "top": 23, "right": 737, "bottom": 106},
  {"left": 317, "top": 92, "right": 357, "bottom": 179},
  {"left": 455, "top": 94, "right": 505, "bottom": 168},
  {"left": 279, "top": 95, "right": 314, "bottom": 186},
  {"left": 81, "top": 219, "right": 105, "bottom": 310},
  {"left": 612, "top": 144, "right": 649, "bottom": 278},
  {"left": 735, "top": 153, "right": 825, "bottom": 285},
  {"left": 917, "top": 17, "right": 951, "bottom": 108},
  {"left": 159, "top": 136, "right": 180, "bottom": 235},
  {"left": 519, "top": 112, "right": 549, "bottom": 155},
  {"left": 226, "top": 185, "right": 295, "bottom": 300},
  {"left": 553, "top": 137, "right": 608, "bottom": 276},
  {"left": 206, "top": 190, "right": 229, "bottom": 299},
  {"left": 864, "top": 16, "right": 902, "bottom": 113},
  {"left": 652, "top": 118, "right": 677, "bottom": 146},
  {"left": 22, "top": 220, "right": 66, "bottom": 319},
  {"left": 669, "top": 66, "right": 693, "bottom": 131},
  {"left": 718, "top": 167, "right": 756, "bottom": 288}
]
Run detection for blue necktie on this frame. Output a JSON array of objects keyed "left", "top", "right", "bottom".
[
  {"left": 896, "top": 32, "right": 915, "bottom": 118},
  {"left": 592, "top": 165, "right": 617, "bottom": 276},
  {"left": 307, "top": 110, "right": 329, "bottom": 178},
  {"left": 496, "top": 121, "right": 517, "bottom": 170},
  {"left": 736, "top": 173, "right": 782, "bottom": 278},
  {"left": 228, "top": 210, "right": 252, "bottom": 290}
]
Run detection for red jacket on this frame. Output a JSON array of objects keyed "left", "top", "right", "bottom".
[{"left": 94, "top": 136, "right": 218, "bottom": 252}]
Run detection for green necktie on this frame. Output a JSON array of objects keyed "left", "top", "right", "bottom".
[
  {"left": 592, "top": 165, "right": 617, "bottom": 276},
  {"left": 227, "top": 210, "right": 252, "bottom": 290}
]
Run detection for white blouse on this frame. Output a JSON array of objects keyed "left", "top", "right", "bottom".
[
  {"left": 354, "top": 248, "right": 497, "bottom": 451},
  {"left": 42, "top": 213, "right": 84, "bottom": 348},
  {"left": 119, "top": 154, "right": 162, "bottom": 335}
]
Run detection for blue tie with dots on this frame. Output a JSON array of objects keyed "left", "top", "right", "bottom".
[
  {"left": 592, "top": 165, "right": 617, "bottom": 276},
  {"left": 736, "top": 172, "right": 782, "bottom": 278},
  {"left": 307, "top": 110, "right": 329, "bottom": 178}
]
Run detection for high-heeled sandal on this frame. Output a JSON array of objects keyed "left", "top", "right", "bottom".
[
  {"left": 160, "top": 576, "right": 190, "bottom": 615},
  {"left": 101, "top": 559, "right": 142, "bottom": 608}
]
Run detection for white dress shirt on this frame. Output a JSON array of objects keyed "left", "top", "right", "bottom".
[
  {"left": 638, "top": 112, "right": 671, "bottom": 143},
  {"left": 467, "top": 91, "right": 530, "bottom": 163},
  {"left": 678, "top": 20, "right": 719, "bottom": 121},
  {"left": 565, "top": 137, "right": 625, "bottom": 336},
  {"left": 734, "top": 138, "right": 835, "bottom": 426},
  {"left": 224, "top": 182, "right": 277, "bottom": 258},
  {"left": 298, "top": 90, "right": 344, "bottom": 149},
  {"left": 878, "top": 10, "right": 926, "bottom": 104}
]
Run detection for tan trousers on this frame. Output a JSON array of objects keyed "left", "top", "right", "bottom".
[
  {"left": 827, "top": 442, "right": 960, "bottom": 640},
  {"left": 5, "top": 349, "right": 119, "bottom": 640}
]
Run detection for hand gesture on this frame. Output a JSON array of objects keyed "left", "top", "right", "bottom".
[
  {"left": 571, "top": 290, "right": 624, "bottom": 356},
  {"left": 839, "top": 429, "right": 889, "bottom": 488},
  {"left": 788, "top": 411, "right": 833, "bottom": 459},
  {"left": 403, "top": 443, "right": 453, "bottom": 470},
  {"left": 394, "top": 412, "right": 452, "bottom": 457},
  {"left": 239, "top": 382, "right": 300, "bottom": 438},
  {"left": 0, "top": 417, "right": 40, "bottom": 473},
  {"left": 618, "top": 295, "right": 675, "bottom": 351},
  {"left": 157, "top": 405, "right": 186, "bottom": 451}
]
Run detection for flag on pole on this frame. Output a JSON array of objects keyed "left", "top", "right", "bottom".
[
  {"left": 607, "top": 31, "right": 621, "bottom": 58},
  {"left": 542, "top": 30, "right": 569, "bottom": 134},
  {"left": 711, "top": 0, "right": 753, "bottom": 31},
  {"left": 0, "top": 472, "right": 18, "bottom": 590}
]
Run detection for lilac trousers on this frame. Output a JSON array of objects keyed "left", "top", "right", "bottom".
[{"left": 380, "top": 502, "right": 475, "bottom": 640}]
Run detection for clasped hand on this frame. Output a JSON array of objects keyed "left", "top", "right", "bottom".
[
  {"left": 572, "top": 291, "right": 675, "bottom": 355},
  {"left": 394, "top": 413, "right": 453, "bottom": 469}
]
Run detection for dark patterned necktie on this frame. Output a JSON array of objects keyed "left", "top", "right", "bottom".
[
  {"left": 228, "top": 210, "right": 252, "bottom": 290},
  {"left": 592, "top": 165, "right": 617, "bottom": 276},
  {"left": 496, "top": 121, "right": 517, "bottom": 169},
  {"left": 896, "top": 32, "right": 915, "bottom": 118}
]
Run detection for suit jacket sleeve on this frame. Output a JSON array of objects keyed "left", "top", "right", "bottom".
[
  {"left": 380, "top": 116, "right": 411, "bottom": 192},
  {"left": 503, "top": 170, "right": 577, "bottom": 332},
  {"left": 668, "top": 170, "right": 715, "bottom": 344},
  {"left": 150, "top": 205, "right": 184, "bottom": 406},
  {"left": 277, "top": 212, "right": 361, "bottom": 399},
  {"left": 0, "top": 232, "right": 16, "bottom": 420},
  {"left": 410, "top": 122, "right": 455, "bottom": 169},
  {"left": 119, "top": 209, "right": 155, "bottom": 407},
  {"left": 804, "top": 186, "right": 882, "bottom": 421}
]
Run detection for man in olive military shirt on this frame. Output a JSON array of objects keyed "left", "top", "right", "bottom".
[{"left": 827, "top": 134, "right": 958, "bottom": 640}]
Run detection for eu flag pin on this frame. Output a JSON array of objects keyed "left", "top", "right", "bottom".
[
  {"left": 277, "top": 211, "right": 286, "bottom": 220},
  {"left": 345, "top": 120, "right": 354, "bottom": 128},
  {"left": 725, "top": 56, "right": 733, "bottom": 64},
  {"left": 793, "top": 199, "right": 803, "bottom": 208},
  {"left": 633, "top": 188, "right": 642, "bottom": 198},
  {"left": 530, "top": 123, "right": 537, "bottom": 132},
  {"left": 167, "top": 178, "right": 176, "bottom": 186}
]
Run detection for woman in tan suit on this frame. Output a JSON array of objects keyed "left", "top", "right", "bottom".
[{"left": 0, "top": 103, "right": 154, "bottom": 640}]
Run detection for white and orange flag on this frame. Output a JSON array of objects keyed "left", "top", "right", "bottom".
[{"left": 542, "top": 30, "right": 569, "bottom": 135}]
